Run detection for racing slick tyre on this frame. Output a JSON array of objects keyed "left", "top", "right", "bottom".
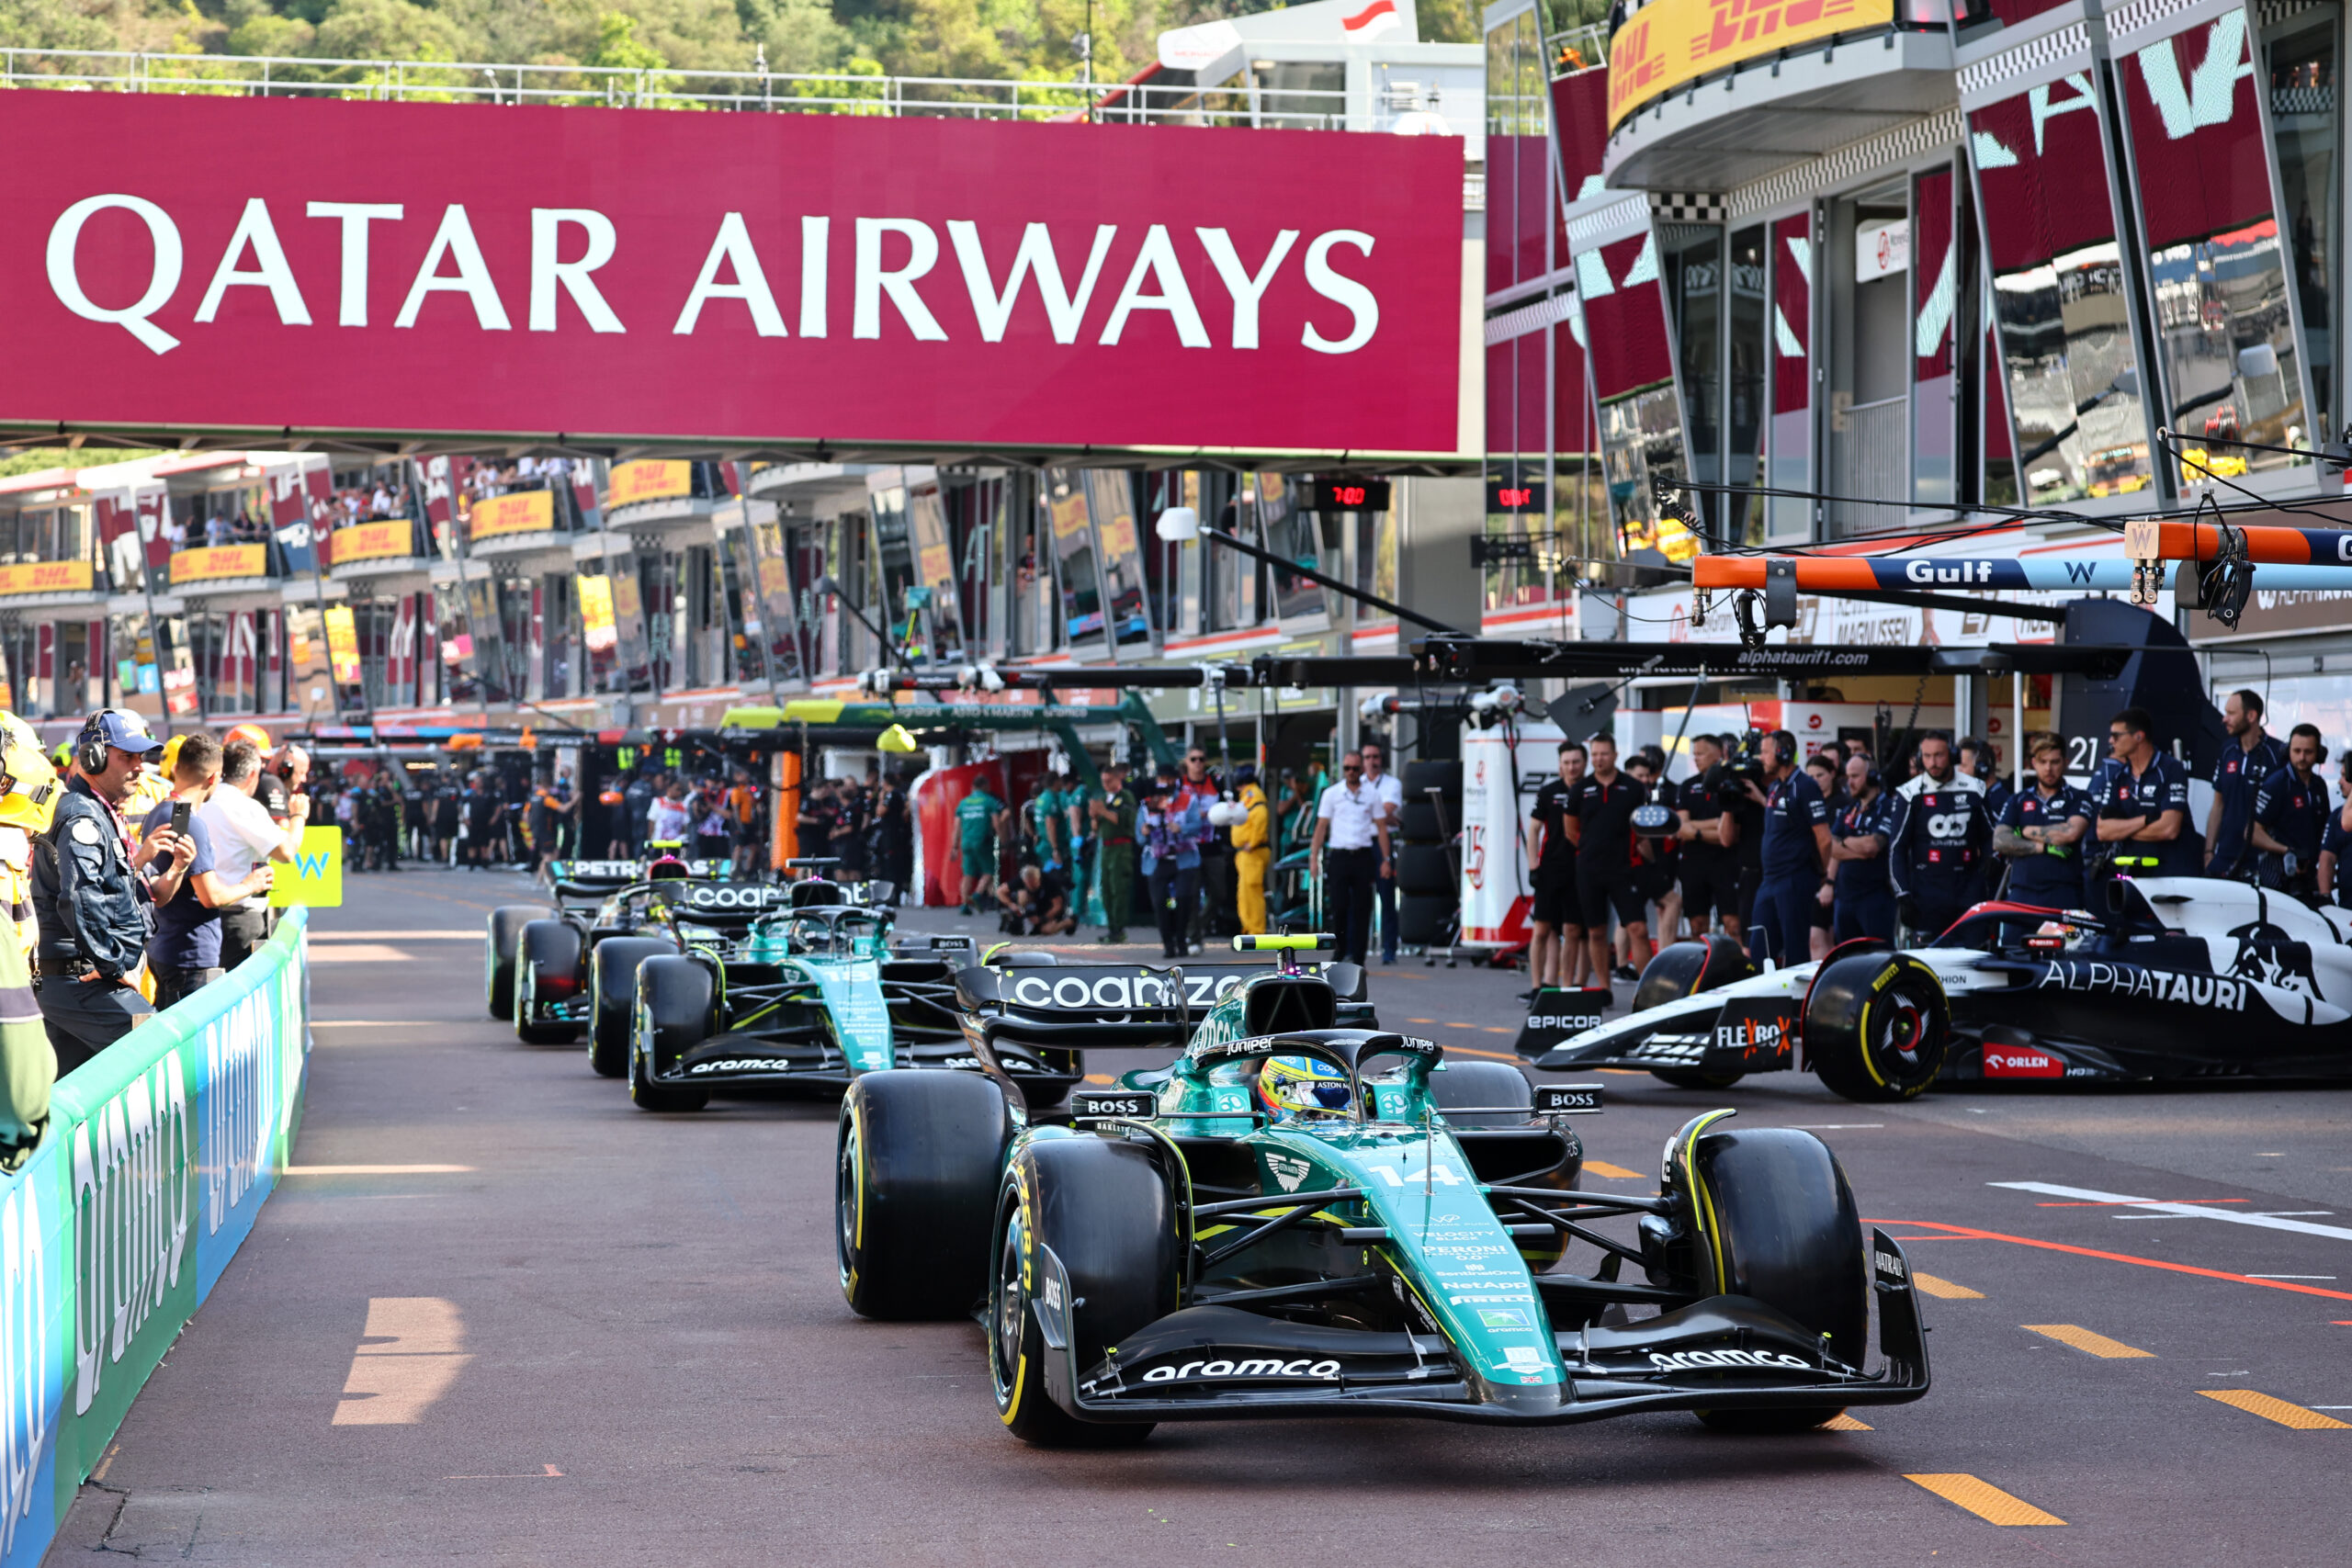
[
  {"left": 1804, "top": 949, "right": 1949, "bottom": 1103},
  {"left": 1686, "top": 1124, "right": 1866, "bottom": 1434},
  {"left": 989, "top": 1137, "right": 1178, "bottom": 1448},
  {"left": 838, "top": 1070, "right": 1013, "bottom": 1320},
  {"left": 1426, "top": 1059, "right": 1534, "bottom": 1130},
  {"left": 628, "top": 956, "right": 713, "bottom": 1113},
  {"left": 589, "top": 936, "right": 674, "bottom": 1078},
  {"left": 514, "top": 920, "right": 584, "bottom": 1045},
  {"left": 486, "top": 905, "right": 549, "bottom": 1021},
  {"left": 1634, "top": 936, "right": 1755, "bottom": 1089}
]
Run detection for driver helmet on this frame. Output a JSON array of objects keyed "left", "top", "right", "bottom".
[
  {"left": 1258, "top": 1055, "right": 1351, "bottom": 1119},
  {"left": 646, "top": 853, "right": 691, "bottom": 881}
]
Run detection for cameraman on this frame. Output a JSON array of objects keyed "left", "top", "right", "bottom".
[
  {"left": 1742, "top": 730, "right": 1830, "bottom": 969},
  {"left": 1675, "top": 734, "right": 1742, "bottom": 942},
  {"left": 1568, "top": 735, "right": 1649, "bottom": 989},
  {"left": 2248, "top": 724, "right": 2328, "bottom": 895},
  {"left": 1723, "top": 732, "right": 1767, "bottom": 931},
  {"left": 1887, "top": 733, "right": 1992, "bottom": 944},
  {"left": 32, "top": 712, "right": 183, "bottom": 1072}
]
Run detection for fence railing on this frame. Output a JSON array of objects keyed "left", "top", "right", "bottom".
[{"left": 0, "top": 48, "right": 1359, "bottom": 130}]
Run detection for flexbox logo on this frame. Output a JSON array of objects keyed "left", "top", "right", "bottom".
[{"left": 73, "top": 1055, "right": 193, "bottom": 1416}]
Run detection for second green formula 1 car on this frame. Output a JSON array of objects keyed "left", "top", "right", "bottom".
[{"left": 836, "top": 935, "right": 1931, "bottom": 1446}]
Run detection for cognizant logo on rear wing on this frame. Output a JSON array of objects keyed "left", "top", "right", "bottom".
[{"left": 998, "top": 970, "right": 1245, "bottom": 1012}]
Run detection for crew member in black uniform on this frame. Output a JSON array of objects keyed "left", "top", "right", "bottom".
[
  {"left": 1626, "top": 746, "right": 1679, "bottom": 953},
  {"left": 1993, "top": 732, "right": 2094, "bottom": 909},
  {"left": 1526, "top": 740, "right": 1586, "bottom": 991},
  {"left": 2318, "top": 753, "right": 2352, "bottom": 907},
  {"left": 1826, "top": 752, "right": 1898, "bottom": 942},
  {"left": 1568, "top": 735, "right": 1649, "bottom": 990},
  {"left": 2086, "top": 705, "right": 2202, "bottom": 884},
  {"left": 1886, "top": 732, "right": 1993, "bottom": 944},
  {"left": 1722, "top": 733, "right": 1766, "bottom": 931},
  {"left": 2249, "top": 723, "right": 2329, "bottom": 896},
  {"left": 1674, "top": 734, "right": 1741, "bottom": 940}
]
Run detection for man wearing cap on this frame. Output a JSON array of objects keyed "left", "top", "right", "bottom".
[{"left": 31, "top": 711, "right": 187, "bottom": 1072}]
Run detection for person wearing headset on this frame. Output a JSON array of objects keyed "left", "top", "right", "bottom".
[
  {"left": 29, "top": 711, "right": 185, "bottom": 1074},
  {"left": 1826, "top": 753, "right": 1898, "bottom": 943},
  {"left": 0, "top": 713, "right": 61, "bottom": 1170}
]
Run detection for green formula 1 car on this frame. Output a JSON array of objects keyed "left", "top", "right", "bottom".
[
  {"left": 624, "top": 901, "right": 972, "bottom": 1112},
  {"left": 836, "top": 935, "right": 1930, "bottom": 1446}
]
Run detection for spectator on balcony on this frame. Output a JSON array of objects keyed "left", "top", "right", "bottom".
[
  {"left": 204, "top": 513, "right": 234, "bottom": 550},
  {"left": 370, "top": 481, "right": 395, "bottom": 518}
]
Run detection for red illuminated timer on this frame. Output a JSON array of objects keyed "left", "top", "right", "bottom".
[
  {"left": 1333, "top": 486, "right": 1368, "bottom": 506},
  {"left": 1498, "top": 488, "right": 1534, "bottom": 507}
]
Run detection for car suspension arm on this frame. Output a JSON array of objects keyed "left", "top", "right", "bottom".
[{"left": 1193, "top": 1189, "right": 1369, "bottom": 1273}]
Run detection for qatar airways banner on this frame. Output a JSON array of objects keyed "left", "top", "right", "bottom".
[{"left": 0, "top": 91, "right": 1464, "bottom": 457}]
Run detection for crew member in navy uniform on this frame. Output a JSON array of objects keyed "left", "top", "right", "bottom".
[
  {"left": 1567, "top": 735, "right": 1650, "bottom": 990},
  {"left": 1886, "top": 732, "right": 1992, "bottom": 944},
  {"left": 1961, "top": 737, "right": 2012, "bottom": 823},
  {"left": 2086, "top": 705, "right": 2203, "bottom": 881},
  {"left": 1741, "top": 730, "right": 1830, "bottom": 969},
  {"left": 1993, "top": 732, "right": 2093, "bottom": 909},
  {"left": 2249, "top": 723, "right": 2329, "bottom": 896},
  {"left": 1826, "top": 752, "right": 1898, "bottom": 942},
  {"left": 2206, "top": 688, "right": 2287, "bottom": 880},
  {"left": 1722, "top": 732, "right": 1766, "bottom": 930},
  {"left": 2316, "top": 753, "right": 2352, "bottom": 907},
  {"left": 1674, "top": 734, "right": 1742, "bottom": 941}
]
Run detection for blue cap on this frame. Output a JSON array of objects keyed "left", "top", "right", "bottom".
[{"left": 91, "top": 710, "right": 162, "bottom": 757}]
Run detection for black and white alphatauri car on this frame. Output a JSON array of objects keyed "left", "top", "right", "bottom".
[{"left": 1536, "top": 878, "right": 2352, "bottom": 1100}]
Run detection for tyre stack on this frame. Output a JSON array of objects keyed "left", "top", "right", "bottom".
[{"left": 1395, "top": 759, "right": 1461, "bottom": 954}]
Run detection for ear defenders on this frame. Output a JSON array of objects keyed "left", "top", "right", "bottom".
[{"left": 75, "top": 712, "right": 109, "bottom": 776}]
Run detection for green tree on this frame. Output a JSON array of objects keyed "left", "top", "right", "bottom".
[{"left": 588, "top": 9, "right": 666, "bottom": 67}]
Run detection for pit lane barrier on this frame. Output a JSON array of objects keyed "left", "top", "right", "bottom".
[{"left": 0, "top": 907, "right": 311, "bottom": 1566}]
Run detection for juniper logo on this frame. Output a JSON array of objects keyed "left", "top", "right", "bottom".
[{"left": 72, "top": 1055, "right": 193, "bottom": 1416}]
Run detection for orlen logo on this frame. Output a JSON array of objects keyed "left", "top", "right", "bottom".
[{"left": 1984, "top": 1046, "right": 2063, "bottom": 1078}]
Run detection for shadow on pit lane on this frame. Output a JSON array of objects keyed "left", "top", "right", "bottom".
[{"left": 942, "top": 1408, "right": 1894, "bottom": 1491}]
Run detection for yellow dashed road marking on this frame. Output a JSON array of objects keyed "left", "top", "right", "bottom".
[
  {"left": 1581, "top": 1160, "right": 1644, "bottom": 1179},
  {"left": 1905, "top": 1474, "right": 2066, "bottom": 1526},
  {"left": 1823, "top": 1414, "right": 1871, "bottom": 1430},
  {"left": 1083, "top": 1074, "right": 1114, "bottom": 1084},
  {"left": 2023, "top": 1324, "right": 2154, "bottom": 1359},
  {"left": 1912, "top": 1273, "right": 1984, "bottom": 1300},
  {"left": 2199, "top": 1390, "right": 2351, "bottom": 1429}
]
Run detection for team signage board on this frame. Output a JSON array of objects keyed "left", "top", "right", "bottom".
[
  {"left": 0, "top": 92, "right": 1464, "bottom": 458},
  {"left": 269, "top": 825, "right": 345, "bottom": 907}
]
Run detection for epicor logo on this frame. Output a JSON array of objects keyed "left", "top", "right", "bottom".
[{"left": 1139, "top": 1357, "right": 1341, "bottom": 1382}]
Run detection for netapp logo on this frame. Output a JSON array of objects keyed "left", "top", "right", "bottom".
[
  {"left": 1139, "top": 1357, "right": 1341, "bottom": 1382},
  {"left": 1647, "top": 1348, "right": 1811, "bottom": 1372}
]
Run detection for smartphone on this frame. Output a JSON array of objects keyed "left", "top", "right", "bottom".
[{"left": 170, "top": 800, "right": 191, "bottom": 838}]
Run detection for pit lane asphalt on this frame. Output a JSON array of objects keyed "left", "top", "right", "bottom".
[{"left": 48, "top": 869, "right": 2352, "bottom": 1565}]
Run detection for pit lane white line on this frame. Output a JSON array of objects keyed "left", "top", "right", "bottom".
[{"left": 1991, "top": 1182, "right": 2352, "bottom": 1243}]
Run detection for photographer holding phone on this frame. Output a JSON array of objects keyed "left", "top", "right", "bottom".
[{"left": 140, "top": 734, "right": 274, "bottom": 1009}]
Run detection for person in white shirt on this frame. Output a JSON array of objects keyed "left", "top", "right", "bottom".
[
  {"left": 647, "top": 783, "right": 693, "bottom": 848},
  {"left": 1358, "top": 737, "right": 1407, "bottom": 964},
  {"left": 200, "top": 739, "right": 311, "bottom": 970},
  {"left": 1308, "top": 751, "right": 1391, "bottom": 966}
]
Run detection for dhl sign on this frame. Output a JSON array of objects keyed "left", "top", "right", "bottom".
[
  {"left": 0, "top": 559, "right": 94, "bottom": 596},
  {"left": 469, "top": 489, "right": 554, "bottom": 540},
  {"left": 1608, "top": 0, "right": 1886, "bottom": 130}
]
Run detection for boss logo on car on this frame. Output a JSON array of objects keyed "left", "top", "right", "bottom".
[
  {"left": 1137, "top": 1357, "right": 1342, "bottom": 1383},
  {"left": 1645, "top": 1348, "right": 1812, "bottom": 1372},
  {"left": 1070, "top": 1092, "right": 1156, "bottom": 1119},
  {"left": 1533, "top": 1084, "right": 1603, "bottom": 1114},
  {"left": 1007, "top": 972, "right": 1243, "bottom": 1010}
]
